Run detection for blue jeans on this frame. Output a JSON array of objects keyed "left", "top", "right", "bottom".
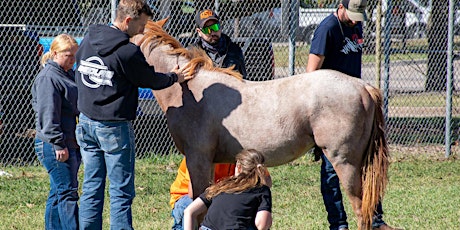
[
  {"left": 76, "top": 114, "right": 136, "bottom": 230},
  {"left": 35, "top": 138, "right": 81, "bottom": 230},
  {"left": 171, "top": 195, "right": 193, "bottom": 230},
  {"left": 321, "top": 154, "right": 386, "bottom": 230}
]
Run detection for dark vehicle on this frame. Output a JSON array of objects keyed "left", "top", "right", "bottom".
[
  {"left": 232, "top": 37, "right": 275, "bottom": 81},
  {"left": 0, "top": 25, "right": 43, "bottom": 164}
]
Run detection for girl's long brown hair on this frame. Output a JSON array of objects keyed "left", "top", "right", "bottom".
[{"left": 205, "top": 149, "right": 269, "bottom": 200}]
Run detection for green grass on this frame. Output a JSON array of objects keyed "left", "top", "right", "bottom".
[
  {"left": 389, "top": 92, "right": 460, "bottom": 107},
  {"left": 1, "top": 152, "right": 459, "bottom": 229},
  {"left": 273, "top": 44, "right": 311, "bottom": 68},
  {"left": 272, "top": 40, "right": 433, "bottom": 68},
  {"left": 272, "top": 45, "right": 430, "bottom": 68}
]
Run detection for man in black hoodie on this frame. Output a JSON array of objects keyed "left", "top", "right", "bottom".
[
  {"left": 75, "top": 0, "right": 193, "bottom": 229},
  {"left": 192, "top": 9, "right": 247, "bottom": 78}
]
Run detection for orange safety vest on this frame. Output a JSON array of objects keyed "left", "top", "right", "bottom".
[{"left": 169, "top": 158, "right": 235, "bottom": 208}]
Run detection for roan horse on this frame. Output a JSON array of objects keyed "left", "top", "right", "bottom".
[{"left": 133, "top": 19, "right": 389, "bottom": 230}]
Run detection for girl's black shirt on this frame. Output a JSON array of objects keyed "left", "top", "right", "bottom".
[{"left": 199, "top": 185, "right": 272, "bottom": 230}]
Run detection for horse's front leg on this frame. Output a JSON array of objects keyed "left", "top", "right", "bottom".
[{"left": 185, "top": 151, "right": 214, "bottom": 199}]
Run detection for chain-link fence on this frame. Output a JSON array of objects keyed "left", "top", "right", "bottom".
[{"left": 1, "top": 0, "right": 459, "bottom": 166}]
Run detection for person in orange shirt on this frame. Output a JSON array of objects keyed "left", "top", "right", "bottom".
[{"left": 170, "top": 157, "right": 271, "bottom": 230}]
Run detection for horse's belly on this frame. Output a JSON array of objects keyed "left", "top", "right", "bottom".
[{"left": 230, "top": 131, "right": 315, "bottom": 167}]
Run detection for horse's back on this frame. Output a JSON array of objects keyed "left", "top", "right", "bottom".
[{"left": 202, "top": 69, "right": 377, "bottom": 165}]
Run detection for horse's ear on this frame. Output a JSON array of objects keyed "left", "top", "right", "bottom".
[{"left": 156, "top": 17, "right": 169, "bottom": 28}]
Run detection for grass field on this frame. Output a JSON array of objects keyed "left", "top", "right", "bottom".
[{"left": 0, "top": 149, "right": 459, "bottom": 229}]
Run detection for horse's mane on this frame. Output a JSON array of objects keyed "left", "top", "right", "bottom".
[{"left": 139, "top": 20, "right": 242, "bottom": 80}]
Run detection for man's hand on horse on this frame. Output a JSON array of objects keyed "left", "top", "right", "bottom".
[{"left": 172, "top": 63, "right": 195, "bottom": 83}]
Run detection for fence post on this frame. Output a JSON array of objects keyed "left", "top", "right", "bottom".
[
  {"left": 111, "top": 0, "right": 117, "bottom": 23},
  {"left": 382, "top": 0, "right": 392, "bottom": 122},
  {"left": 288, "top": 0, "right": 299, "bottom": 76},
  {"left": 375, "top": 0, "right": 382, "bottom": 89},
  {"left": 445, "top": 0, "right": 455, "bottom": 158}
]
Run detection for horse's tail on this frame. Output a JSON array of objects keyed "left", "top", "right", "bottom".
[{"left": 361, "top": 85, "right": 390, "bottom": 229}]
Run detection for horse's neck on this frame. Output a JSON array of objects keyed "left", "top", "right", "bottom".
[
  {"left": 153, "top": 70, "right": 240, "bottom": 113},
  {"left": 144, "top": 44, "right": 178, "bottom": 71},
  {"left": 150, "top": 50, "right": 196, "bottom": 112},
  {"left": 143, "top": 41, "right": 241, "bottom": 113},
  {"left": 152, "top": 84, "right": 182, "bottom": 112}
]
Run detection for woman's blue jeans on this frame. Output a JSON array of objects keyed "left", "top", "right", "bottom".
[
  {"left": 171, "top": 195, "right": 193, "bottom": 230},
  {"left": 35, "top": 138, "right": 81, "bottom": 230},
  {"left": 321, "top": 154, "right": 386, "bottom": 230},
  {"left": 76, "top": 114, "right": 136, "bottom": 230}
]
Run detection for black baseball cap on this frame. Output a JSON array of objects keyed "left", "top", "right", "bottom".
[{"left": 195, "top": 9, "right": 220, "bottom": 28}]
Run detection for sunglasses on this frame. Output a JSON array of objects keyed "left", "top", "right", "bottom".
[{"left": 200, "top": 23, "right": 220, "bottom": 35}]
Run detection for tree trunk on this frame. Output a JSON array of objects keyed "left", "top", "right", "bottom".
[{"left": 426, "top": 0, "right": 449, "bottom": 91}]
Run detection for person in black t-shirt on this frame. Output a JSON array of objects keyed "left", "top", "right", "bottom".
[
  {"left": 306, "top": 1, "right": 400, "bottom": 230},
  {"left": 183, "top": 149, "right": 272, "bottom": 230}
]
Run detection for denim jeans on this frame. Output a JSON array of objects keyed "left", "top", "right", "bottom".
[
  {"left": 321, "top": 154, "right": 386, "bottom": 230},
  {"left": 76, "top": 114, "right": 136, "bottom": 230},
  {"left": 171, "top": 195, "right": 193, "bottom": 230},
  {"left": 321, "top": 154, "right": 348, "bottom": 230},
  {"left": 35, "top": 138, "right": 81, "bottom": 230}
]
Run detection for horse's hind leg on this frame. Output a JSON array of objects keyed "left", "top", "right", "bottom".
[{"left": 333, "top": 161, "right": 367, "bottom": 230}]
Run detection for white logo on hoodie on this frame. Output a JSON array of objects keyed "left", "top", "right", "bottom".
[{"left": 78, "top": 56, "right": 114, "bottom": 88}]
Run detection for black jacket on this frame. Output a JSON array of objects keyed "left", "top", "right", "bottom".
[
  {"left": 192, "top": 33, "right": 247, "bottom": 79},
  {"left": 75, "top": 24, "right": 178, "bottom": 121},
  {"left": 32, "top": 61, "right": 79, "bottom": 150}
]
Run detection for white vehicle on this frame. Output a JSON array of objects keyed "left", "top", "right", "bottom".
[
  {"left": 299, "top": 7, "right": 335, "bottom": 44},
  {"left": 298, "top": 0, "right": 446, "bottom": 41},
  {"left": 372, "top": 0, "right": 430, "bottom": 39}
]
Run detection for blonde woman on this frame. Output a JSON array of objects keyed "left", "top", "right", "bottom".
[
  {"left": 32, "top": 33, "right": 80, "bottom": 229},
  {"left": 184, "top": 149, "right": 272, "bottom": 230}
]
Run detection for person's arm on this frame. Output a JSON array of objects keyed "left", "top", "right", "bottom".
[
  {"left": 255, "top": 186, "right": 272, "bottom": 230},
  {"left": 306, "top": 53, "right": 325, "bottom": 73},
  {"left": 255, "top": 210, "right": 272, "bottom": 230},
  {"left": 183, "top": 198, "right": 208, "bottom": 230},
  {"left": 34, "top": 72, "right": 67, "bottom": 151},
  {"left": 264, "top": 172, "right": 272, "bottom": 188},
  {"left": 187, "top": 180, "right": 193, "bottom": 198},
  {"left": 124, "top": 47, "right": 193, "bottom": 89}
]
